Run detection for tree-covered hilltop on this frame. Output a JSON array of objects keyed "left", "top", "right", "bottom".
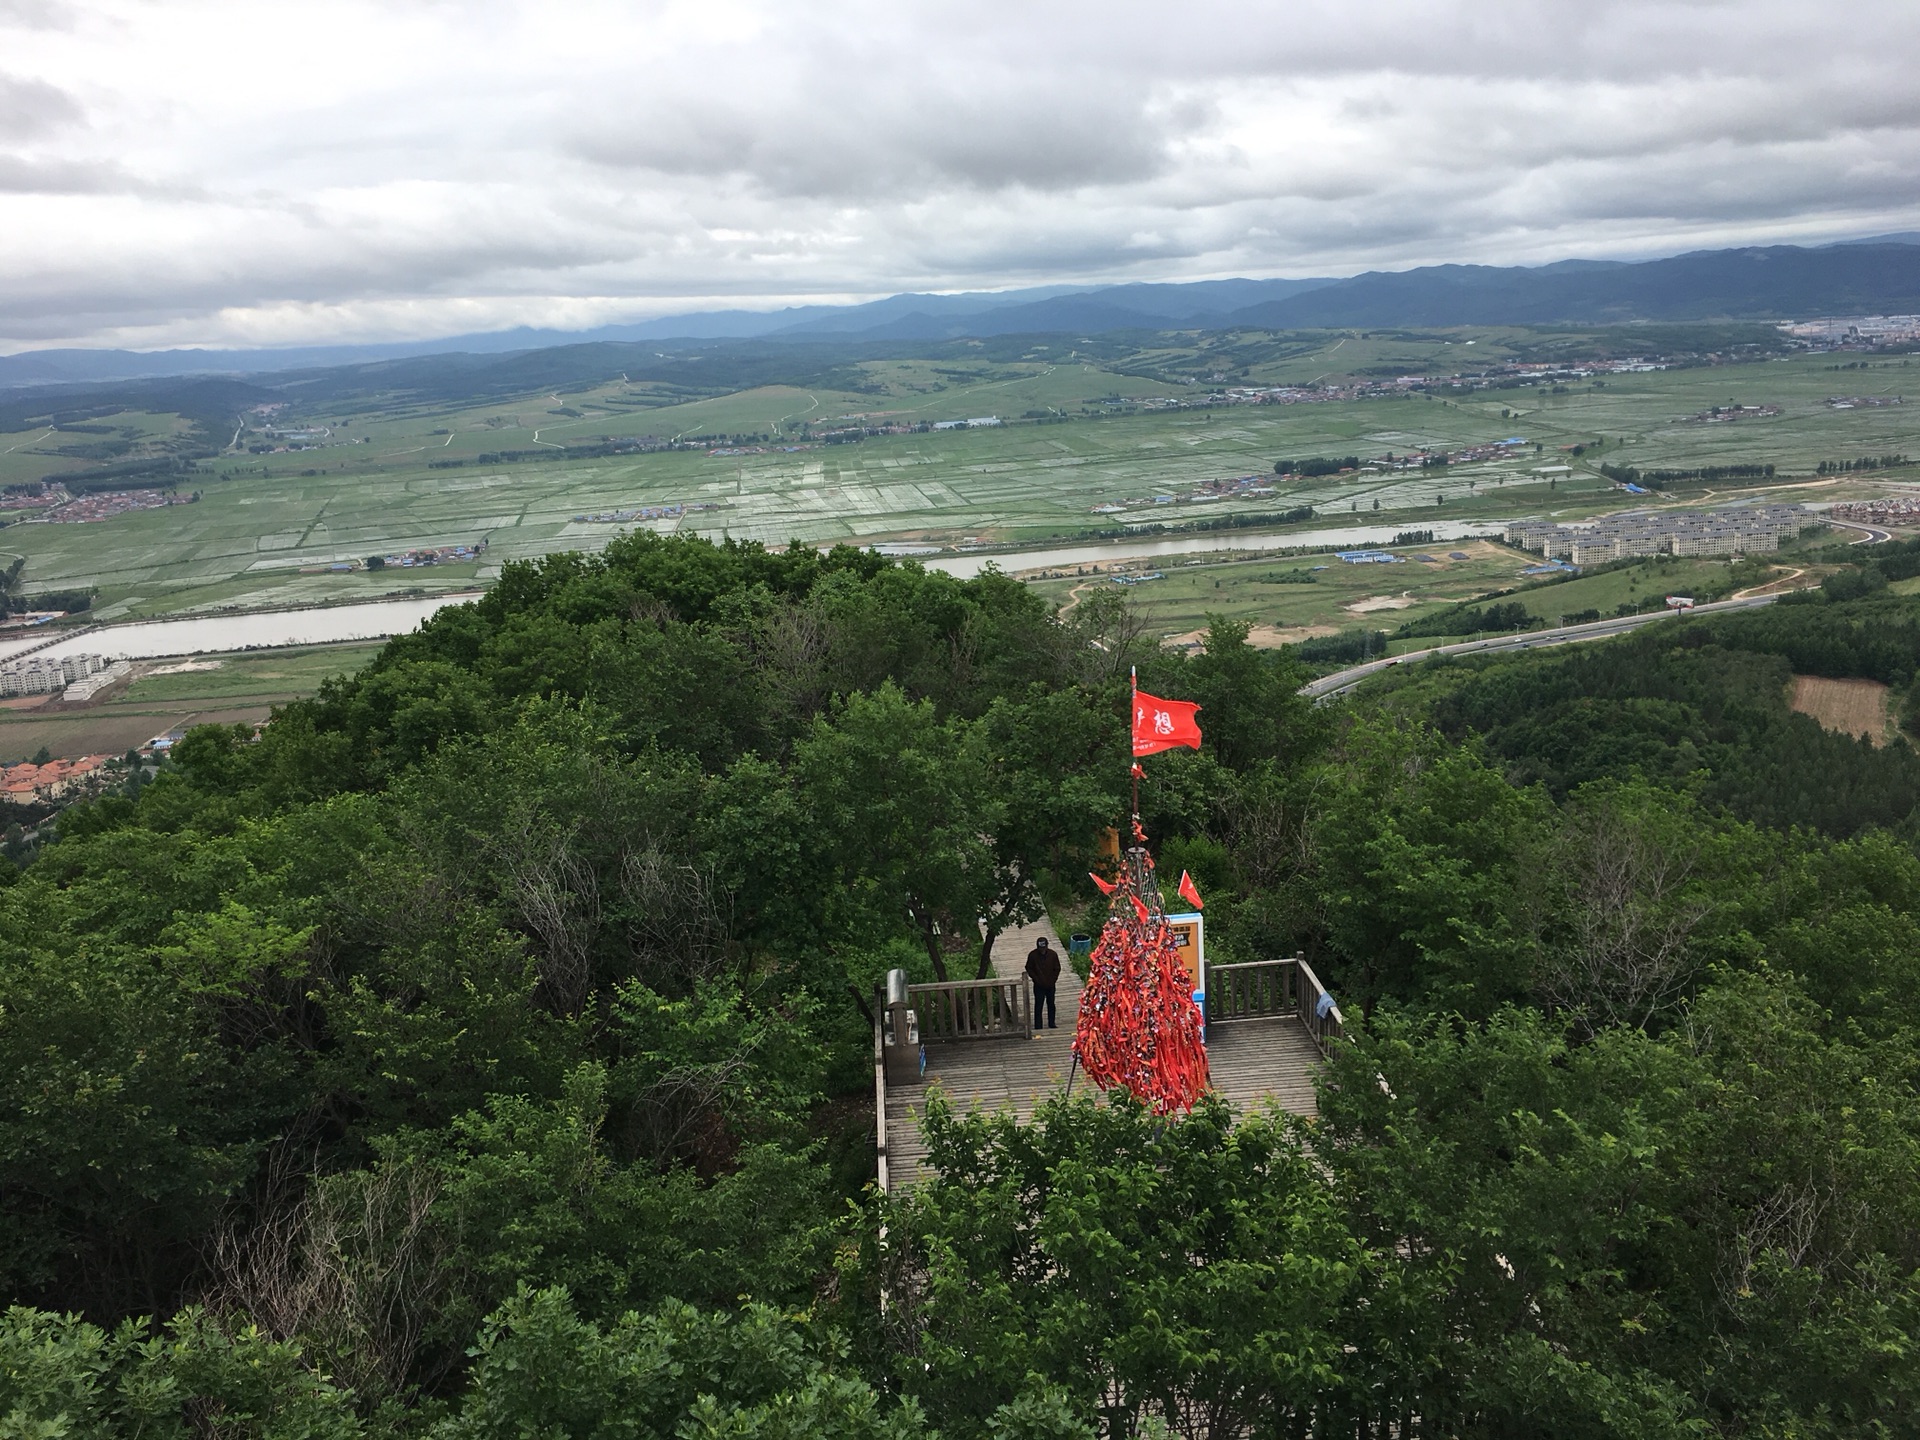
[{"left": 5, "top": 532, "right": 1920, "bottom": 1437}]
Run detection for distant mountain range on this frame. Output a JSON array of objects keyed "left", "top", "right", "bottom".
[
  {"left": 1231, "top": 242, "right": 1920, "bottom": 329},
  {"left": 7, "top": 236, "right": 1920, "bottom": 386},
  {"left": 0, "top": 277, "right": 1339, "bottom": 386}
]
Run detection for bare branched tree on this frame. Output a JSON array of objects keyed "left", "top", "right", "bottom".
[
  {"left": 352, "top": 810, "right": 470, "bottom": 947},
  {"left": 626, "top": 1041, "right": 765, "bottom": 1169},
  {"left": 1219, "top": 770, "right": 1324, "bottom": 894},
  {"left": 749, "top": 599, "right": 833, "bottom": 728},
  {"left": 208, "top": 1148, "right": 452, "bottom": 1399},
  {"left": 1067, "top": 591, "right": 1152, "bottom": 688},
  {"left": 0, "top": 555, "right": 24, "bottom": 617},
  {"left": 628, "top": 594, "right": 678, "bottom": 630},
  {"left": 942, "top": 612, "right": 983, "bottom": 708},
  {"left": 1526, "top": 800, "right": 1714, "bottom": 1033},
  {"left": 620, "top": 841, "right": 735, "bottom": 987},
  {"left": 494, "top": 810, "right": 601, "bottom": 1016},
  {"left": 1715, "top": 1181, "right": 1827, "bottom": 1313}
]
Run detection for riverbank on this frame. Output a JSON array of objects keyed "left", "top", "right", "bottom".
[{"left": 11, "top": 593, "right": 481, "bottom": 665}]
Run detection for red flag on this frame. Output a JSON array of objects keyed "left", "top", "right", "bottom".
[
  {"left": 1130, "top": 893, "right": 1153, "bottom": 925},
  {"left": 1132, "top": 689, "right": 1202, "bottom": 757},
  {"left": 1089, "top": 871, "right": 1116, "bottom": 895},
  {"left": 1178, "top": 870, "right": 1204, "bottom": 910}
]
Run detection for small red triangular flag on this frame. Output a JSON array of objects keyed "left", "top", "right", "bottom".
[
  {"left": 1130, "top": 894, "right": 1152, "bottom": 925},
  {"left": 1178, "top": 870, "right": 1204, "bottom": 910},
  {"left": 1089, "top": 871, "right": 1116, "bottom": 895}
]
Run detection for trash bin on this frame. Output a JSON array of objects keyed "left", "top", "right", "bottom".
[
  {"left": 1069, "top": 933, "right": 1093, "bottom": 956},
  {"left": 882, "top": 967, "right": 923, "bottom": 1085}
]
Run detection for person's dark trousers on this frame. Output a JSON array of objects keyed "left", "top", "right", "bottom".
[{"left": 1034, "top": 984, "right": 1057, "bottom": 1029}]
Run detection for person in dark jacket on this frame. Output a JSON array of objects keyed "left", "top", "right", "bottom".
[{"left": 1025, "top": 936, "right": 1061, "bottom": 1029}]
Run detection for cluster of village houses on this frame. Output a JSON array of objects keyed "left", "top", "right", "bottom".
[
  {"left": 2, "top": 721, "right": 190, "bottom": 810},
  {"left": 2, "top": 753, "right": 116, "bottom": 807},
  {"left": 1782, "top": 315, "right": 1920, "bottom": 344},
  {"left": 1504, "top": 505, "right": 1814, "bottom": 565},
  {"left": 1831, "top": 497, "right": 1920, "bottom": 524}
]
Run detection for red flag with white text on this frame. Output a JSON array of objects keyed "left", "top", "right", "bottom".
[{"left": 1132, "top": 689, "right": 1203, "bottom": 757}]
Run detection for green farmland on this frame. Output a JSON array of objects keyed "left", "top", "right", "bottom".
[{"left": 0, "top": 330, "right": 1914, "bottom": 619}]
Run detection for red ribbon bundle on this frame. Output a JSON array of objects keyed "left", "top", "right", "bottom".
[{"left": 1072, "top": 847, "right": 1210, "bottom": 1115}]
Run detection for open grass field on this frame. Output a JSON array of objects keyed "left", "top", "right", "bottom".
[
  {"left": 1788, "top": 675, "right": 1897, "bottom": 745},
  {"left": 119, "top": 642, "right": 383, "bottom": 702},
  {"left": 1499, "top": 556, "right": 1762, "bottom": 624},
  {"left": 0, "top": 642, "right": 382, "bottom": 761},
  {"left": 1030, "top": 539, "right": 1539, "bottom": 643},
  {"left": 0, "top": 334, "right": 1914, "bottom": 620},
  {"left": 1029, "top": 529, "right": 1850, "bottom": 647},
  {"left": 0, "top": 410, "right": 194, "bottom": 488}
]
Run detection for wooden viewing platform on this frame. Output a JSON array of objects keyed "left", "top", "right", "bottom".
[{"left": 875, "top": 917, "right": 1343, "bottom": 1192}]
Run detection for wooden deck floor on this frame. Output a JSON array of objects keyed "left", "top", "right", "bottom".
[{"left": 883, "top": 917, "right": 1325, "bottom": 1190}]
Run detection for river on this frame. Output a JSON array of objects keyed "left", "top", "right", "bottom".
[
  {"left": 0, "top": 593, "right": 481, "bottom": 664},
  {"left": 0, "top": 519, "right": 1511, "bottom": 665}
]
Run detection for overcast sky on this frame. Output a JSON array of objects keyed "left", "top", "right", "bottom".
[{"left": 3, "top": 0, "right": 1919, "bottom": 353}]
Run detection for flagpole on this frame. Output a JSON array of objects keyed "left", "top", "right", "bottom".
[{"left": 1129, "top": 666, "right": 1140, "bottom": 825}]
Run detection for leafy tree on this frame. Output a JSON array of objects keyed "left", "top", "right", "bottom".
[
  {"left": 971, "top": 688, "right": 1121, "bottom": 975},
  {"left": 1169, "top": 616, "right": 1322, "bottom": 773},
  {"left": 1317, "top": 971, "right": 1920, "bottom": 1437},
  {"left": 847, "top": 1092, "right": 1392, "bottom": 1439},
  {"left": 0, "top": 897, "right": 309, "bottom": 1316},
  {"left": 443, "top": 1287, "right": 926, "bottom": 1440},
  {"left": 795, "top": 685, "right": 1001, "bottom": 981},
  {"left": 0, "top": 1305, "right": 362, "bottom": 1440},
  {"left": 1306, "top": 717, "right": 1548, "bottom": 1011}
]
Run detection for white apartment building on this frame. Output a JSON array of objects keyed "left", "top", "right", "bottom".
[{"left": 1507, "top": 505, "right": 1810, "bottom": 564}]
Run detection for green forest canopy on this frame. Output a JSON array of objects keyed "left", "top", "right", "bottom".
[{"left": 5, "top": 530, "right": 1920, "bottom": 1438}]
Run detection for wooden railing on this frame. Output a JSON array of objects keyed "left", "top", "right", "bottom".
[
  {"left": 1209, "top": 958, "right": 1296, "bottom": 1021},
  {"left": 909, "top": 976, "right": 1033, "bottom": 1042},
  {"left": 1207, "top": 956, "right": 1345, "bottom": 1056}
]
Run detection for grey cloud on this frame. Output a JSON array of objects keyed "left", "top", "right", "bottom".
[
  {"left": 571, "top": 72, "right": 1187, "bottom": 197},
  {"left": 0, "top": 72, "right": 80, "bottom": 140},
  {"left": 5, "top": 0, "right": 1920, "bottom": 349},
  {"left": 0, "top": 153, "right": 127, "bottom": 192},
  {"left": 0, "top": 0, "right": 74, "bottom": 29}
]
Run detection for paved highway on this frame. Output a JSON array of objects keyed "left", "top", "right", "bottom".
[
  {"left": 1303, "top": 517, "right": 1891, "bottom": 700},
  {"left": 1823, "top": 516, "right": 1894, "bottom": 545},
  {"left": 1301, "top": 593, "right": 1782, "bottom": 701}
]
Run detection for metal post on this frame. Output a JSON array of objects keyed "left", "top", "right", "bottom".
[{"left": 882, "top": 968, "right": 921, "bottom": 1086}]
